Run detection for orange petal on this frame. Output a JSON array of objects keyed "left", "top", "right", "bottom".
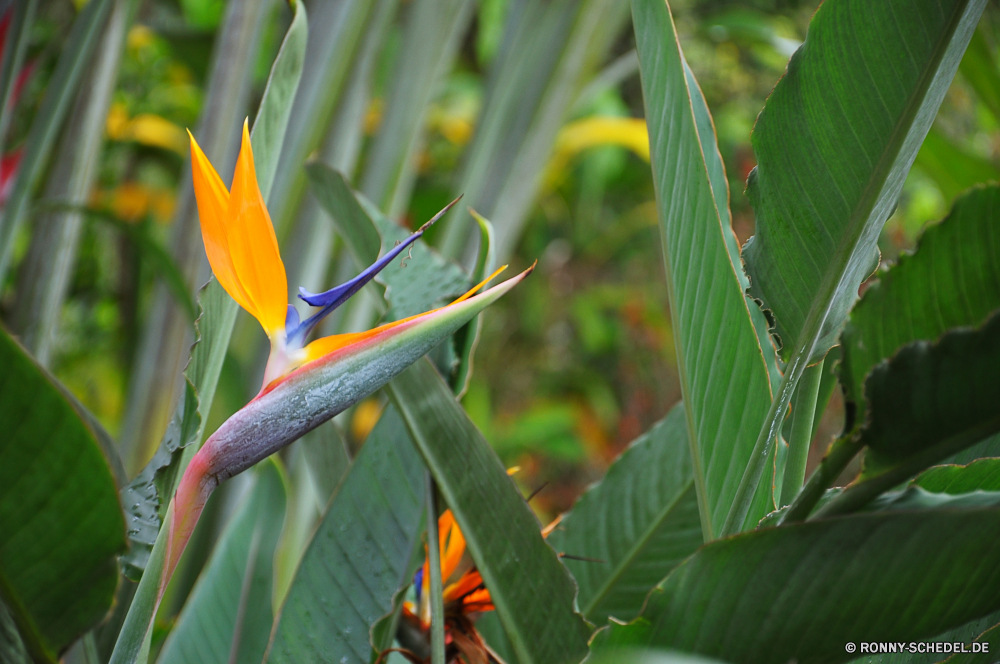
[
  {"left": 189, "top": 131, "right": 255, "bottom": 316},
  {"left": 461, "top": 588, "right": 494, "bottom": 613},
  {"left": 226, "top": 120, "right": 287, "bottom": 336},
  {"left": 439, "top": 510, "right": 466, "bottom": 582},
  {"left": 443, "top": 569, "right": 484, "bottom": 603}
]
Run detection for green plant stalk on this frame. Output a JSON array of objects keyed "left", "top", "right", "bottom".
[
  {"left": 426, "top": 474, "right": 446, "bottom": 664},
  {"left": 779, "top": 434, "right": 864, "bottom": 525},
  {"left": 0, "top": 0, "right": 36, "bottom": 154},
  {"left": 0, "top": 0, "right": 113, "bottom": 282},
  {"left": 10, "top": 0, "right": 137, "bottom": 366},
  {"left": 779, "top": 361, "right": 824, "bottom": 508},
  {"left": 813, "top": 416, "right": 1000, "bottom": 519}
]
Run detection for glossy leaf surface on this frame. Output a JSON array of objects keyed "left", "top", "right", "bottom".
[{"left": 0, "top": 328, "right": 125, "bottom": 661}]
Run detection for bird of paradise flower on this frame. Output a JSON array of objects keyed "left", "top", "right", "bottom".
[{"left": 161, "top": 120, "right": 531, "bottom": 601}]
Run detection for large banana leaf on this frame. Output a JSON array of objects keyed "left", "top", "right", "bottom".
[
  {"left": 158, "top": 460, "right": 286, "bottom": 664},
  {"left": 594, "top": 506, "right": 1000, "bottom": 664},
  {"left": 109, "top": 6, "right": 307, "bottom": 662},
  {"left": 0, "top": 328, "right": 125, "bottom": 662},
  {"left": 865, "top": 309, "right": 1000, "bottom": 467},
  {"left": 546, "top": 403, "right": 701, "bottom": 625},
  {"left": 841, "top": 184, "right": 1000, "bottom": 412},
  {"left": 728, "top": 0, "right": 986, "bottom": 535},
  {"left": 632, "top": 0, "right": 774, "bottom": 538},
  {"left": 743, "top": 0, "right": 985, "bottom": 366},
  {"left": 266, "top": 407, "right": 425, "bottom": 664},
  {"left": 389, "top": 359, "right": 591, "bottom": 664}
]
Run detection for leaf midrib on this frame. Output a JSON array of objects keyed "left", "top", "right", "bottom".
[{"left": 582, "top": 480, "right": 696, "bottom": 619}]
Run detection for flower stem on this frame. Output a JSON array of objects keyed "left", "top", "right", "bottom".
[
  {"left": 426, "top": 473, "right": 446, "bottom": 664},
  {"left": 779, "top": 361, "right": 824, "bottom": 508}
]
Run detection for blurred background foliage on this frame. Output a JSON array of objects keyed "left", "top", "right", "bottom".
[{"left": 3, "top": 0, "right": 1000, "bottom": 527}]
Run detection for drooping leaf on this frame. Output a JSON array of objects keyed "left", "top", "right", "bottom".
[
  {"left": 632, "top": 0, "right": 774, "bottom": 538},
  {"left": 389, "top": 359, "right": 592, "bottom": 664},
  {"left": 861, "top": 310, "right": 1000, "bottom": 474},
  {"left": 0, "top": 0, "right": 114, "bottom": 281},
  {"left": 158, "top": 459, "right": 287, "bottom": 664},
  {"left": 109, "top": 5, "right": 308, "bottom": 662},
  {"left": 0, "top": 328, "right": 126, "bottom": 661},
  {"left": 594, "top": 507, "right": 1000, "bottom": 664},
  {"left": 265, "top": 407, "right": 425, "bottom": 664},
  {"left": 546, "top": 403, "right": 702, "bottom": 624},
  {"left": 742, "top": 0, "right": 985, "bottom": 367},
  {"left": 841, "top": 184, "right": 1000, "bottom": 414}
]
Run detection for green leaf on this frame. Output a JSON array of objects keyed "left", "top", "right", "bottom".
[
  {"left": 158, "top": 459, "right": 287, "bottom": 664},
  {"left": 595, "top": 507, "right": 1000, "bottom": 664},
  {"left": 862, "top": 311, "right": 1000, "bottom": 472},
  {"left": 265, "top": 407, "right": 425, "bottom": 664},
  {"left": 0, "top": 327, "right": 126, "bottom": 661},
  {"left": 912, "top": 127, "right": 1000, "bottom": 204},
  {"left": 452, "top": 211, "right": 496, "bottom": 397},
  {"left": 359, "top": 0, "right": 476, "bottom": 215},
  {"left": 0, "top": 0, "right": 114, "bottom": 281},
  {"left": 742, "top": 0, "right": 985, "bottom": 367},
  {"left": 0, "top": 0, "right": 36, "bottom": 152},
  {"left": 812, "top": 311, "right": 1000, "bottom": 519},
  {"left": 915, "top": 459, "right": 1000, "bottom": 493},
  {"left": 942, "top": 622, "right": 1000, "bottom": 664},
  {"left": 109, "top": 5, "right": 308, "bottom": 662},
  {"left": 388, "top": 359, "right": 591, "bottom": 664},
  {"left": 841, "top": 184, "right": 1000, "bottom": 415},
  {"left": 632, "top": 0, "right": 775, "bottom": 538},
  {"left": 304, "top": 164, "right": 382, "bottom": 268},
  {"left": 546, "top": 403, "right": 701, "bottom": 624},
  {"left": 729, "top": 0, "right": 987, "bottom": 535},
  {"left": 587, "top": 650, "right": 732, "bottom": 664}
]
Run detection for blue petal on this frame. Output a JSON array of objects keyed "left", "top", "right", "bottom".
[
  {"left": 284, "top": 196, "right": 462, "bottom": 346},
  {"left": 414, "top": 567, "right": 424, "bottom": 603}
]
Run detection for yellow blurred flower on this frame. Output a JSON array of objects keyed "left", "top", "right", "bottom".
[
  {"left": 106, "top": 103, "right": 187, "bottom": 155},
  {"left": 545, "top": 116, "right": 650, "bottom": 187}
]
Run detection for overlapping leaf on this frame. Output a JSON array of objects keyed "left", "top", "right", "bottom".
[
  {"left": 266, "top": 407, "right": 424, "bottom": 664},
  {"left": 594, "top": 507, "right": 1000, "bottom": 664},
  {"left": 841, "top": 184, "right": 1000, "bottom": 413},
  {"left": 389, "top": 359, "right": 592, "bottom": 664},
  {"left": 742, "top": 0, "right": 986, "bottom": 368},
  {"left": 632, "top": 0, "right": 774, "bottom": 538},
  {"left": 0, "top": 328, "right": 125, "bottom": 661},
  {"left": 546, "top": 403, "right": 702, "bottom": 624}
]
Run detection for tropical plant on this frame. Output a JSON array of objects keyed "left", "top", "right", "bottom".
[{"left": 2, "top": 0, "right": 1000, "bottom": 663}]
